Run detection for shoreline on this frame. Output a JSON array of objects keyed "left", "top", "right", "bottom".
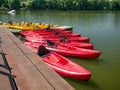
[{"left": 0, "top": 9, "right": 120, "bottom": 12}]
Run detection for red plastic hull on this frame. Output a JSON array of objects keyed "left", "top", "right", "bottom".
[
  {"left": 25, "top": 36, "right": 90, "bottom": 43},
  {"left": 24, "top": 46, "right": 92, "bottom": 80},
  {"left": 24, "top": 41, "right": 93, "bottom": 50},
  {"left": 25, "top": 42, "right": 101, "bottom": 59},
  {"left": 20, "top": 30, "right": 81, "bottom": 37}
]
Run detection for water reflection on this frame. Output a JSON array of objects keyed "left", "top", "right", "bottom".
[
  {"left": 68, "top": 57, "right": 100, "bottom": 67},
  {"left": 64, "top": 77, "right": 101, "bottom": 90}
]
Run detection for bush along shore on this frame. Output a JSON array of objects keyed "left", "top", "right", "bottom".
[{"left": 0, "top": 0, "right": 120, "bottom": 11}]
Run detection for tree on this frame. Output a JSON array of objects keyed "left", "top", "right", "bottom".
[
  {"left": 11, "top": 0, "right": 21, "bottom": 10},
  {"left": 0, "top": 0, "right": 4, "bottom": 7},
  {"left": 112, "top": 1, "right": 120, "bottom": 10}
]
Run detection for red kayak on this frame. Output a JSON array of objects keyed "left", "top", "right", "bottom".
[
  {"left": 26, "top": 45, "right": 91, "bottom": 80},
  {"left": 25, "top": 35, "right": 90, "bottom": 43},
  {"left": 25, "top": 42, "right": 101, "bottom": 59},
  {"left": 20, "top": 30, "right": 51, "bottom": 36},
  {"left": 20, "top": 30, "right": 81, "bottom": 37},
  {"left": 47, "top": 46, "right": 100, "bottom": 59},
  {"left": 24, "top": 41, "right": 93, "bottom": 50},
  {"left": 59, "top": 42, "right": 94, "bottom": 49}
]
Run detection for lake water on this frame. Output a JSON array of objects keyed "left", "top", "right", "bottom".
[{"left": 0, "top": 10, "right": 120, "bottom": 90}]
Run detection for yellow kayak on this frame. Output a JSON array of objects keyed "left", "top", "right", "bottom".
[
  {"left": 1, "top": 21, "right": 59, "bottom": 30},
  {"left": 21, "top": 23, "right": 49, "bottom": 30}
]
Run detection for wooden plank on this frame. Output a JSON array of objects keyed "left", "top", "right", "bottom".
[
  {"left": 0, "top": 58, "right": 13, "bottom": 90},
  {"left": 8, "top": 33, "right": 23, "bottom": 45},
  {"left": 0, "top": 28, "right": 32, "bottom": 55},
  {"left": 0, "top": 29, "right": 47, "bottom": 90},
  {"left": 1, "top": 28, "right": 22, "bottom": 45},
  {"left": 0, "top": 28, "right": 21, "bottom": 45},
  {"left": 1, "top": 44, "right": 31, "bottom": 90},
  {"left": 1, "top": 36, "right": 15, "bottom": 46},
  {"left": 9, "top": 35, "right": 22, "bottom": 43},
  {"left": 16, "top": 55, "right": 54, "bottom": 90},
  {"left": 15, "top": 43, "right": 34, "bottom": 54},
  {"left": 0, "top": 28, "right": 75, "bottom": 90},
  {"left": 1, "top": 42, "right": 23, "bottom": 56},
  {"left": 0, "top": 28, "right": 8, "bottom": 37},
  {"left": 1, "top": 43, "right": 54, "bottom": 90},
  {"left": 0, "top": 46, "right": 13, "bottom": 90}
]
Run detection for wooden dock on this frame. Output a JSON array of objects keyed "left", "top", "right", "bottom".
[{"left": 0, "top": 28, "right": 74, "bottom": 90}]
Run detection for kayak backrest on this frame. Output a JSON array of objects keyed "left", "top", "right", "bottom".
[
  {"left": 46, "top": 39, "right": 55, "bottom": 46},
  {"left": 38, "top": 45, "right": 50, "bottom": 56}
]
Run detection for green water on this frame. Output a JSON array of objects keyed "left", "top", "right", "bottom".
[{"left": 1, "top": 10, "right": 120, "bottom": 90}]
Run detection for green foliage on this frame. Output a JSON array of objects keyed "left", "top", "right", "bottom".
[
  {"left": 2, "top": 0, "right": 11, "bottom": 9},
  {"left": 0, "top": 0, "right": 3, "bottom": 7},
  {"left": 11, "top": 0, "right": 21, "bottom": 10},
  {"left": 28, "top": 0, "right": 46, "bottom": 10},
  {"left": 0, "top": 0, "right": 120, "bottom": 11},
  {"left": 111, "top": 1, "right": 120, "bottom": 10}
]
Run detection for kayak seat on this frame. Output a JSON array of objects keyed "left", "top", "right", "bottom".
[
  {"left": 46, "top": 39, "right": 55, "bottom": 46},
  {"left": 54, "top": 31, "right": 61, "bottom": 36},
  {"left": 38, "top": 45, "right": 50, "bottom": 57},
  {"left": 41, "top": 54, "right": 50, "bottom": 58}
]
